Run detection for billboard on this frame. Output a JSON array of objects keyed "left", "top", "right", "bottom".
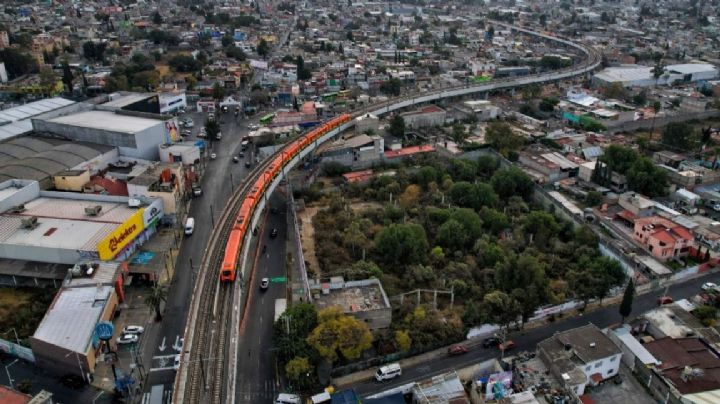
[
  {"left": 97, "top": 209, "right": 145, "bottom": 260},
  {"left": 142, "top": 198, "right": 164, "bottom": 227},
  {"left": 164, "top": 119, "right": 180, "bottom": 143}
]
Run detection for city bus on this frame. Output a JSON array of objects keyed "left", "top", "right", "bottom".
[{"left": 259, "top": 113, "right": 275, "bottom": 125}]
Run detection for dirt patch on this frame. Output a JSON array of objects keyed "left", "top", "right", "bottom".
[
  {"left": 0, "top": 287, "right": 54, "bottom": 344},
  {"left": 299, "top": 205, "right": 321, "bottom": 275},
  {"left": 298, "top": 201, "right": 382, "bottom": 276}
]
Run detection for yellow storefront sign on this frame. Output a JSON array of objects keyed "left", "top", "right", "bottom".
[{"left": 97, "top": 209, "right": 145, "bottom": 261}]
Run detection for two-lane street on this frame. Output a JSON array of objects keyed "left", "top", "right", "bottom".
[
  {"left": 235, "top": 191, "right": 288, "bottom": 403},
  {"left": 347, "top": 271, "right": 720, "bottom": 397}
]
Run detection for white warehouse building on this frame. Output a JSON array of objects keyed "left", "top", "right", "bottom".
[{"left": 593, "top": 63, "right": 719, "bottom": 88}]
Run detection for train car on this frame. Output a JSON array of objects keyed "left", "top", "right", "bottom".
[{"left": 220, "top": 229, "right": 243, "bottom": 282}]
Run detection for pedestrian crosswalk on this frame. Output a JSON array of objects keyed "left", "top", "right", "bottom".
[
  {"left": 236, "top": 379, "right": 279, "bottom": 403},
  {"left": 149, "top": 354, "right": 177, "bottom": 372}
]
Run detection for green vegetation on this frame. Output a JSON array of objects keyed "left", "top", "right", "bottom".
[
  {"left": 306, "top": 154, "right": 624, "bottom": 350},
  {"left": 0, "top": 287, "right": 54, "bottom": 346},
  {"left": 593, "top": 145, "right": 667, "bottom": 197},
  {"left": 485, "top": 122, "right": 525, "bottom": 157},
  {"left": 105, "top": 53, "right": 160, "bottom": 92}
]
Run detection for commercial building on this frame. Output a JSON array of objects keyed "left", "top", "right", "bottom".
[
  {"left": 454, "top": 100, "right": 500, "bottom": 121},
  {"left": 158, "top": 91, "right": 187, "bottom": 114},
  {"left": 127, "top": 162, "right": 189, "bottom": 224},
  {"left": 309, "top": 277, "right": 391, "bottom": 330},
  {"left": 400, "top": 105, "right": 447, "bottom": 129},
  {"left": 319, "top": 134, "right": 384, "bottom": 169},
  {"left": 30, "top": 283, "right": 119, "bottom": 381},
  {"left": 32, "top": 110, "right": 180, "bottom": 160},
  {"left": 593, "top": 63, "right": 719, "bottom": 88},
  {"left": 538, "top": 323, "right": 622, "bottom": 396},
  {"left": 0, "top": 179, "right": 163, "bottom": 264},
  {"left": 0, "top": 136, "right": 117, "bottom": 189},
  {"left": 0, "top": 97, "right": 79, "bottom": 141}
]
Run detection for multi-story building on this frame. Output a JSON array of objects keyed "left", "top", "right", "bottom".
[
  {"left": 633, "top": 216, "right": 694, "bottom": 261},
  {"left": 538, "top": 323, "right": 623, "bottom": 397},
  {"left": 400, "top": 105, "right": 447, "bottom": 129}
]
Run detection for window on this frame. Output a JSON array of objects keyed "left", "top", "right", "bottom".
[
  {"left": 610, "top": 356, "right": 616, "bottom": 362},
  {"left": 607, "top": 369, "right": 614, "bottom": 376},
  {"left": 585, "top": 365, "right": 591, "bottom": 372},
  {"left": 594, "top": 361, "right": 603, "bottom": 368}
]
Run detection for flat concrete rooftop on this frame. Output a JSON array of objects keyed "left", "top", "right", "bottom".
[
  {"left": 311, "top": 278, "right": 390, "bottom": 313},
  {"left": 45, "top": 110, "right": 162, "bottom": 133}
]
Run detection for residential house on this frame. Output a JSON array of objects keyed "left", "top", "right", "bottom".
[
  {"left": 633, "top": 216, "right": 694, "bottom": 261},
  {"left": 538, "top": 323, "right": 623, "bottom": 397}
]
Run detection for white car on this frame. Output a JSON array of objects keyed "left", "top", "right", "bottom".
[
  {"left": 702, "top": 282, "right": 718, "bottom": 291},
  {"left": 122, "top": 325, "right": 144, "bottom": 334},
  {"left": 173, "top": 338, "right": 184, "bottom": 352},
  {"left": 116, "top": 334, "right": 139, "bottom": 345},
  {"left": 173, "top": 354, "right": 181, "bottom": 371},
  {"left": 248, "top": 123, "right": 259, "bottom": 130},
  {"left": 210, "top": 153, "right": 217, "bottom": 159},
  {"left": 183, "top": 120, "right": 194, "bottom": 128}
]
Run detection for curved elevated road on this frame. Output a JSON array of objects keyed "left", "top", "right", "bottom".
[{"left": 173, "top": 22, "right": 602, "bottom": 404}]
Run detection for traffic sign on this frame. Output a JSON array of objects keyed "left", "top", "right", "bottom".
[
  {"left": 95, "top": 321, "right": 114, "bottom": 340},
  {"left": 270, "top": 277, "right": 287, "bottom": 283}
]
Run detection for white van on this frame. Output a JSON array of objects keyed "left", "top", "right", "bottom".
[
  {"left": 275, "top": 393, "right": 300, "bottom": 404},
  {"left": 375, "top": 363, "right": 402, "bottom": 382},
  {"left": 184, "top": 218, "right": 195, "bottom": 236}
]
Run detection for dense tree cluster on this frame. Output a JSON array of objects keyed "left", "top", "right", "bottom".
[
  {"left": 593, "top": 145, "right": 668, "bottom": 197},
  {"left": 305, "top": 154, "right": 624, "bottom": 351},
  {"left": 104, "top": 53, "right": 160, "bottom": 92}
]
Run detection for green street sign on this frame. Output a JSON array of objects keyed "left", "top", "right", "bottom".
[{"left": 270, "top": 277, "right": 287, "bottom": 283}]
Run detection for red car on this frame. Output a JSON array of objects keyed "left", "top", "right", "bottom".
[
  {"left": 499, "top": 341, "right": 516, "bottom": 352},
  {"left": 657, "top": 296, "right": 674, "bottom": 306},
  {"left": 447, "top": 345, "right": 469, "bottom": 355}
]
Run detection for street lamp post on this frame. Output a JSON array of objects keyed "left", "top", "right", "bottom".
[{"left": 4, "top": 359, "right": 17, "bottom": 388}]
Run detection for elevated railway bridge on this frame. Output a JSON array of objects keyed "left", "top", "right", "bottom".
[{"left": 173, "top": 21, "right": 602, "bottom": 404}]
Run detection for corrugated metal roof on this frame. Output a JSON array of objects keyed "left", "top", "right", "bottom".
[
  {"left": 0, "top": 97, "right": 75, "bottom": 124},
  {"left": 33, "top": 285, "right": 112, "bottom": 353}
]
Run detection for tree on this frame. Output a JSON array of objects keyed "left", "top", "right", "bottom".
[
  {"left": 496, "top": 253, "right": 549, "bottom": 326},
  {"left": 374, "top": 223, "right": 428, "bottom": 267},
  {"left": 694, "top": 305, "right": 717, "bottom": 327},
  {"left": 477, "top": 155, "right": 500, "bottom": 179},
  {"left": 662, "top": 122, "right": 695, "bottom": 151},
  {"left": 296, "top": 55, "right": 312, "bottom": 80},
  {"left": 380, "top": 78, "right": 402, "bottom": 96},
  {"left": 523, "top": 211, "right": 560, "bottom": 246},
  {"left": 395, "top": 330, "right": 412, "bottom": 352},
  {"left": 306, "top": 307, "right": 373, "bottom": 362},
  {"left": 83, "top": 41, "right": 107, "bottom": 62},
  {"left": 342, "top": 221, "right": 370, "bottom": 260},
  {"left": 619, "top": 279, "right": 635, "bottom": 322},
  {"left": 626, "top": 157, "right": 668, "bottom": 197},
  {"left": 205, "top": 119, "right": 221, "bottom": 140},
  {"left": 257, "top": 39, "right": 270, "bottom": 57},
  {"left": 436, "top": 219, "right": 468, "bottom": 251},
  {"left": 604, "top": 82, "right": 627, "bottom": 99},
  {"left": 38, "top": 67, "right": 57, "bottom": 95},
  {"left": 274, "top": 302, "right": 318, "bottom": 364},
  {"left": 539, "top": 98, "right": 560, "bottom": 112},
  {"left": 185, "top": 75, "right": 197, "bottom": 91},
  {"left": 479, "top": 207, "right": 509, "bottom": 234},
  {"left": 285, "top": 356, "right": 313, "bottom": 389},
  {"left": 481, "top": 291, "right": 520, "bottom": 330},
  {"left": 388, "top": 114, "right": 405, "bottom": 138},
  {"left": 212, "top": 82, "right": 225, "bottom": 100},
  {"left": 221, "top": 33, "right": 233, "bottom": 47},
  {"left": 490, "top": 166, "right": 534, "bottom": 201},
  {"left": 145, "top": 284, "right": 168, "bottom": 321},
  {"left": 0, "top": 49, "right": 37, "bottom": 79},
  {"left": 399, "top": 184, "right": 422, "bottom": 210},
  {"left": 152, "top": 10, "right": 163, "bottom": 25},
  {"left": 485, "top": 122, "right": 523, "bottom": 155},
  {"left": 224, "top": 45, "right": 246, "bottom": 60},
  {"left": 168, "top": 55, "right": 202, "bottom": 72}
]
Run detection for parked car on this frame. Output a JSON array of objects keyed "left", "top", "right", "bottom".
[
  {"left": 702, "top": 282, "right": 718, "bottom": 291},
  {"left": 192, "top": 186, "right": 202, "bottom": 197},
  {"left": 260, "top": 278, "right": 269, "bottom": 290},
  {"left": 233, "top": 156, "right": 240, "bottom": 163},
  {"left": 122, "top": 325, "right": 144, "bottom": 335},
  {"left": 248, "top": 123, "right": 259, "bottom": 130},
  {"left": 447, "top": 344, "right": 469, "bottom": 355},
  {"left": 270, "top": 228, "right": 278, "bottom": 238},
  {"left": 117, "top": 334, "right": 139, "bottom": 345},
  {"left": 238, "top": 151, "right": 245, "bottom": 158},
  {"left": 210, "top": 153, "right": 217, "bottom": 160},
  {"left": 173, "top": 354, "right": 181, "bottom": 371},
  {"left": 498, "top": 340, "right": 515, "bottom": 352},
  {"left": 245, "top": 160, "right": 251, "bottom": 168},
  {"left": 482, "top": 336, "right": 501, "bottom": 348},
  {"left": 174, "top": 338, "right": 184, "bottom": 352},
  {"left": 658, "top": 296, "right": 674, "bottom": 305}
]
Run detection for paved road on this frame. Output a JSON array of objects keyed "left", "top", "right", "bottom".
[
  {"left": 348, "top": 271, "right": 720, "bottom": 397},
  {"left": 235, "top": 191, "right": 288, "bottom": 404},
  {"left": 141, "top": 109, "right": 258, "bottom": 395}
]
